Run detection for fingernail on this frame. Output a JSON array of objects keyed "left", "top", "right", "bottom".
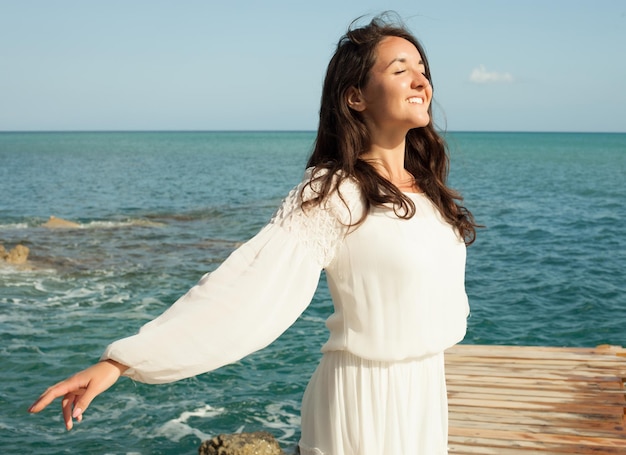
[{"left": 72, "top": 407, "right": 83, "bottom": 419}]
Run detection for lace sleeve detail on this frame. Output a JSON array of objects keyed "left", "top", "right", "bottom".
[{"left": 270, "top": 169, "right": 361, "bottom": 268}]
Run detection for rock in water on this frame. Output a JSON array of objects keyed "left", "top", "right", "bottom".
[
  {"left": 42, "top": 216, "right": 81, "bottom": 228},
  {"left": 198, "top": 432, "right": 284, "bottom": 455},
  {"left": 5, "top": 244, "right": 30, "bottom": 264}
]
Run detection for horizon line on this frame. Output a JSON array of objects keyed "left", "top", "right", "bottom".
[{"left": 1, "top": 129, "right": 625, "bottom": 135}]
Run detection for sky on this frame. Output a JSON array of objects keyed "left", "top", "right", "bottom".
[{"left": 1, "top": 0, "right": 625, "bottom": 132}]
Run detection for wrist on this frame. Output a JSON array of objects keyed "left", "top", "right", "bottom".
[{"left": 101, "top": 359, "right": 129, "bottom": 375}]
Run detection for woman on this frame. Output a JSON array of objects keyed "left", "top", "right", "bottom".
[{"left": 30, "top": 14, "right": 478, "bottom": 455}]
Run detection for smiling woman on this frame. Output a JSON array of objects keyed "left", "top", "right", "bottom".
[
  {"left": 28, "top": 13, "right": 479, "bottom": 455},
  {"left": 346, "top": 36, "right": 432, "bottom": 145}
]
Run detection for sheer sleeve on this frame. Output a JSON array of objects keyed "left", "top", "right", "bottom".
[{"left": 101, "top": 169, "right": 360, "bottom": 384}]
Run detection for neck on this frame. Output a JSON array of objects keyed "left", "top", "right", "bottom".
[
  {"left": 360, "top": 137, "right": 407, "bottom": 182},
  {"left": 360, "top": 129, "right": 419, "bottom": 192}
]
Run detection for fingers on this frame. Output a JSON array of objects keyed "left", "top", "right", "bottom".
[
  {"left": 28, "top": 360, "right": 126, "bottom": 431},
  {"left": 61, "top": 393, "right": 74, "bottom": 431},
  {"left": 29, "top": 379, "right": 86, "bottom": 431},
  {"left": 60, "top": 389, "right": 87, "bottom": 431},
  {"left": 29, "top": 378, "right": 83, "bottom": 414}
]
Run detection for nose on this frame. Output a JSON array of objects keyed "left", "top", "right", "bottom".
[{"left": 412, "top": 72, "right": 430, "bottom": 89}]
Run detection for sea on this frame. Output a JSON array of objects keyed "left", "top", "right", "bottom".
[{"left": 1, "top": 131, "right": 625, "bottom": 454}]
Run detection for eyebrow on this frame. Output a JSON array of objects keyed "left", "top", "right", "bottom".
[{"left": 384, "top": 57, "right": 425, "bottom": 69}]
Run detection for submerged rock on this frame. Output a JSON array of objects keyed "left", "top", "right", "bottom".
[
  {"left": 42, "top": 216, "right": 81, "bottom": 229},
  {"left": 198, "top": 432, "right": 285, "bottom": 455}
]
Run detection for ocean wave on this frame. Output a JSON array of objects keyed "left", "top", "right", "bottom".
[
  {"left": 0, "top": 222, "right": 29, "bottom": 230},
  {"left": 45, "top": 219, "right": 166, "bottom": 229},
  {"left": 83, "top": 219, "right": 167, "bottom": 229},
  {"left": 154, "top": 404, "right": 224, "bottom": 443},
  {"left": 0, "top": 261, "right": 56, "bottom": 276},
  {"left": 252, "top": 401, "right": 301, "bottom": 445},
  {"left": 2, "top": 218, "right": 167, "bottom": 230}
]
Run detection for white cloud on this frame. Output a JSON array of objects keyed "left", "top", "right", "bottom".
[{"left": 469, "top": 64, "right": 514, "bottom": 84}]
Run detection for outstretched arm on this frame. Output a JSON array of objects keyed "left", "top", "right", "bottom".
[
  {"left": 28, "top": 359, "right": 128, "bottom": 431},
  {"left": 100, "top": 170, "right": 356, "bottom": 384}
]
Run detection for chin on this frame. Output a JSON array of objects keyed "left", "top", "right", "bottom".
[{"left": 411, "top": 117, "right": 430, "bottom": 129}]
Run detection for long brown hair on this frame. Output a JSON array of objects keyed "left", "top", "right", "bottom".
[{"left": 303, "top": 14, "right": 479, "bottom": 245}]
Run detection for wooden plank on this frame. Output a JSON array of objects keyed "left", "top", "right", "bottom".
[
  {"left": 447, "top": 375, "right": 625, "bottom": 392},
  {"left": 450, "top": 406, "right": 625, "bottom": 429},
  {"left": 447, "top": 387, "right": 626, "bottom": 406},
  {"left": 448, "top": 431, "right": 626, "bottom": 453},
  {"left": 449, "top": 416, "right": 624, "bottom": 439},
  {"left": 448, "top": 435, "right": 626, "bottom": 455},
  {"left": 448, "top": 345, "right": 626, "bottom": 359},
  {"left": 446, "top": 367, "right": 622, "bottom": 382},
  {"left": 447, "top": 383, "right": 626, "bottom": 402}
]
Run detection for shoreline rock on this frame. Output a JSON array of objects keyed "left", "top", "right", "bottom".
[
  {"left": 198, "top": 432, "right": 287, "bottom": 455},
  {"left": 42, "top": 216, "right": 81, "bottom": 229},
  {"left": 0, "top": 244, "right": 30, "bottom": 264}
]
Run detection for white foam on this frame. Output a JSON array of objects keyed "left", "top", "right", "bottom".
[
  {"left": 300, "top": 314, "right": 326, "bottom": 324},
  {"left": 154, "top": 404, "right": 224, "bottom": 443},
  {"left": 0, "top": 222, "right": 28, "bottom": 229},
  {"left": 253, "top": 401, "right": 301, "bottom": 444},
  {"left": 12, "top": 218, "right": 166, "bottom": 230},
  {"left": 84, "top": 219, "right": 165, "bottom": 229}
]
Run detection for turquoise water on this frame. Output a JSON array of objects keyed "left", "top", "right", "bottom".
[{"left": 1, "top": 131, "right": 625, "bottom": 454}]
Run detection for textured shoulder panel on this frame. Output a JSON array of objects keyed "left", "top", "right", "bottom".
[{"left": 270, "top": 168, "right": 363, "bottom": 267}]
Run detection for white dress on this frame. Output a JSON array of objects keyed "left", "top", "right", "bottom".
[{"left": 102, "top": 168, "right": 469, "bottom": 455}]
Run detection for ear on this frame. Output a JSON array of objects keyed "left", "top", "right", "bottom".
[{"left": 346, "top": 86, "right": 366, "bottom": 112}]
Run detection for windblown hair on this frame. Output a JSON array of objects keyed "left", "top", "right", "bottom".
[{"left": 303, "top": 14, "right": 479, "bottom": 245}]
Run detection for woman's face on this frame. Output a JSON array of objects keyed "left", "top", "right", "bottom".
[{"left": 354, "top": 36, "right": 432, "bottom": 136}]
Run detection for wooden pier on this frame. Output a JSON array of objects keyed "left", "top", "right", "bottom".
[{"left": 445, "top": 344, "right": 626, "bottom": 454}]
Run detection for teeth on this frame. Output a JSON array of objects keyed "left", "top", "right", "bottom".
[{"left": 408, "top": 97, "right": 423, "bottom": 104}]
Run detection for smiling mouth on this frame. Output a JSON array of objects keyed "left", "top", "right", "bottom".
[{"left": 407, "top": 97, "right": 424, "bottom": 104}]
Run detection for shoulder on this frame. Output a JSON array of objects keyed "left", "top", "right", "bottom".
[
  {"left": 270, "top": 167, "right": 366, "bottom": 242},
  {"left": 301, "top": 166, "right": 361, "bottom": 204},
  {"left": 300, "top": 166, "right": 364, "bottom": 225}
]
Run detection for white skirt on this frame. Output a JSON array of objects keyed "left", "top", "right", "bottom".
[{"left": 298, "top": 350, "right": 448, "bottom": 455}]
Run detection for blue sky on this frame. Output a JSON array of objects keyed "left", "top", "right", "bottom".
[{"left": 1, "top": 1, "right": 624, "bottom": 132}]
